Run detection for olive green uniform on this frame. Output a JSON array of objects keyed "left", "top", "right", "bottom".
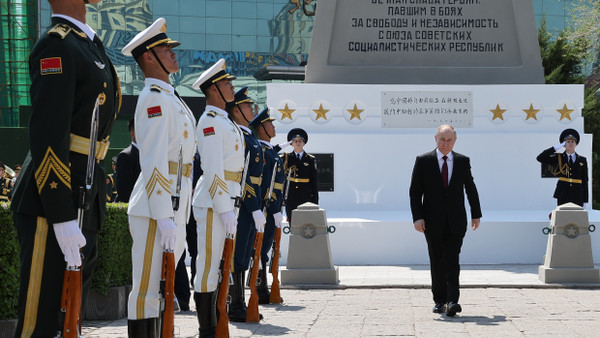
[{"left": 10, "top": 16, "right": 120, "bottom": 337}]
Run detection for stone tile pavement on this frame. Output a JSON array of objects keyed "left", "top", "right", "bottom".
[{"left": 83, "top": 265, "right": 600, "bottom": 337}]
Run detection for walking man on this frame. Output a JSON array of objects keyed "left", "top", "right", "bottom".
[{"left": 409, "top": 124, "right": 482, "bottom": 317}]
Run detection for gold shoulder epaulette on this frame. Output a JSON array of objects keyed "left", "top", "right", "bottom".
[
  {"left": 150, "top": 84, "right": 163, "bottom": 93},
  {"left": 207, "top": 111, "right": 217, "bottom": 117},
  {"left": 48, "top": 24, "right": 72, "bottom": 39},
  {"left": 307, "top": 153, "right": 315, "bottom": 158}
]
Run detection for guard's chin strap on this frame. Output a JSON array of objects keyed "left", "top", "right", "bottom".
[
  {"left": 150, "top": 48, "right": 171, "bottom": 77},
  {"left": 261, "top": 124, "right": 273, "bottom": 139},
  {"left": 236, "top": 103, "right": 251, "bottom": 124}
]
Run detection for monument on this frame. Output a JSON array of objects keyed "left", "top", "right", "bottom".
[{"left": 268, "top": 0, "right": 599, "bottom": 266}]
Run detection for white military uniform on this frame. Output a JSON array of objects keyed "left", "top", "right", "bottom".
[
  {"left": 193, "top": 105, "right": 244, "bottom": 292},
  {"left": 127, "top": 78, "right": 196, "bottom": 319}
]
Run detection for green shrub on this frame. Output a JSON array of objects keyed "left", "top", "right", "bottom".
[
  {"left": 0, "top": 202, "right": 132, "bottom": 319},
  {"left": 0, "top": 202, "right": 20, "bottom": 320},
  {"left": 91, "top": 203, "right": 133, "bottom": 295}
]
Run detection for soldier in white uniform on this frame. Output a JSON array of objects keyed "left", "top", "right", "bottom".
[
  {"left": 191, "top": 58, "right": 244, "bottom": 337},
  {"left": 122, "top": 18, "right": 197, "bottom": 337}
]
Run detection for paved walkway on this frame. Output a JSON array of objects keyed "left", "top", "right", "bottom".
[{"left": 83, "top": 265, "right": 600, "bottom": 337}]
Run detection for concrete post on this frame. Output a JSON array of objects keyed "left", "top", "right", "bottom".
[
  {"left": 539, "top": 203, "right": 599, "bottom": 283},
  {"left": 281, "top": 202, "right": 339, "bottom": 284}
]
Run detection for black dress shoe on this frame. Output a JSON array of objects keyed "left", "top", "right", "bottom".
[
  {"left": 446, "top": 302, "right": 462, "bottom": 317},
  {"left": 432, "top": 303, "right": 446, "bottom": 313}
]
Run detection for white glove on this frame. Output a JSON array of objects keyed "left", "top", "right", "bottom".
[
  {"left": 53, "top": 220, "right": 86, "bottom": 267},
  {"left": 220, "top": 211, "right": 237, "bottom": 235},
  {"left": 273, "top": 212, "right": 283, "bottom": 228},
  {"left": 554, "top": 141, "right": 566, "bottom": 151},
  {"left": 278, "top": 140, "right": 292, "bottom": 150},
  {"left": 252, "top": 210, "right": 266, "bottom": 233},
  {"left": 157, "top": 218, "right": 177, "bottom": 251}
]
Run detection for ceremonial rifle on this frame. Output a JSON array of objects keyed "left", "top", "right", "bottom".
[
  {"left": 247, "top": 164, "right": 277, "bottom": 321},
  {"left": 269, "top": 165, "right": 290, "bottom": 304},
  {"left": 60, "top": 98, "right": 99, "bottom": 338},
  {"left": 216, "top": 152, "right": 250, "bottom": 337},
  {"left": 160, "top": 144, "right": 183, "bottom": 338}
]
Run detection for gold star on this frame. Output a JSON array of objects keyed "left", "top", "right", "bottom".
[
  {"left": 490, "top": 104, "right": 507, "bottom": 121},
  {"left": 157, "top": 190, "right": 162, "bottom": 195},
  {"left": 278, "top": 103, "right": 295, "bottom": 120},
  {"left": 557, "top": 104, "right": 574, "bottom": 121},
  {"left": 523, "top": 104, "right": 540, "bottom": 121},
  {"left": 313, "top": 104, "right": 329, "bottom": 120},
  {"left": 347, "top": 104, "right": 364, "bottom": 120},
  {"left": 50, "top": 181, "right": 58, "bottom": 189}
]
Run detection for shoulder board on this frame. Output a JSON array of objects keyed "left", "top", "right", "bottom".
[
  {"left": 150, "top": 84, "right": 163, "bottom": 93},
  {"left": 207, "top": 111, "right": 217, "bottom": 117},
  {"left": 47, "top": 24, "right": 72, "bottom": 39},
  {"left": 307, "top": 153, "right": 315, "bottom": 159}
]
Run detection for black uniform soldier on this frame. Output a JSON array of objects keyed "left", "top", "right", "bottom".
[
  {"left": 282, "top": 128, "right": 318, "bottom": 222},
  {"left": 226, "top": 87, "right": 265, "bottom": 321},
  {"left": 10, "top": 0, "right": 120, "bottom": 336},
  {"left": 537, "top": 128, "right": 588, "bottom": 207},
  {"left": 249, "top": 109, "right": 286, "bottom": 304}
]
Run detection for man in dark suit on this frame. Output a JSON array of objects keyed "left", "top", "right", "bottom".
[
  {"left": 536, "top": 128, "right": 588, "bottom": 207},
  {"left": 409, "top": 125, "right": 481, "bottom": 317},
  {"left": 115, "top": 117, "right": 140, "bottom": 202}
]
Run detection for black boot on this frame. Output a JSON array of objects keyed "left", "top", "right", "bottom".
[
  {"left": 257, "top": 259, "right": 270, "bottom": 304},
  {"left": 128, "top": 318, "right": 159, "bottom": 338},
  {"left": 194, "top": 291, "right": 217, "bottom": 338},
  {"left": 227, "top": 271, "right": 247, "bottom": 322}
]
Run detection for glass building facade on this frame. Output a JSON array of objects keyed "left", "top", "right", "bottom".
[{"left": 0, "top": 0, "right": 580, "bottom": 127}]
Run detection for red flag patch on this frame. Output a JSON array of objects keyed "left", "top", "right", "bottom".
[
  {"left": 147, "top": 106, "right": 162, "bottom": 118},
  {"left": 203, "top": 127, "right": 215, "bottom": 136},
  {"left": 40, "top": 57, "right": 62, "bottom": 75}
]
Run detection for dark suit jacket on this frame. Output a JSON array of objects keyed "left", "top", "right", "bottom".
[
  {"left": 409, "top": 149, "right": 482, "bottom": 236},
  {"left": 115, "top": 143, "right": 140, "bottom": 203}
]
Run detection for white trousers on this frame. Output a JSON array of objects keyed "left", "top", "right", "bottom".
[
  {"left": 193, "top": 207, "right": 226, "bottom": 293},
  {"left": 127, "top": 215, "right": 186, "bottom": 319}
]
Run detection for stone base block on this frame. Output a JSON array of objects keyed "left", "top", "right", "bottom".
[
  {"left": 538, "top": 266, "right": 600, "bottom": 283},
  {"left": 0, "top": 319, "right": 17, "bottom": 338},
  {"left": 281, "top": 267, "right": 339, "bottom": 285}
]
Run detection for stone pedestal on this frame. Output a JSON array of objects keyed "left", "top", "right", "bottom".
[
  {"left": 539, "top": 203, "right": 599, "bottom": 283},
  {"left": 281, "top": 203, "right": 339, "bottom": 284}
]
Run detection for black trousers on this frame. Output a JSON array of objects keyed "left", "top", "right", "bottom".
[
  {"left": 14, "top": 212, "right": 98, "bottom": 338},
  {"left": 424, "top": 230, "right": 464, "bottom": 304}
]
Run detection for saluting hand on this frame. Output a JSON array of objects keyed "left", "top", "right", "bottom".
[{"left": 413, "top": 219, "right": 425, "bottom": 233}]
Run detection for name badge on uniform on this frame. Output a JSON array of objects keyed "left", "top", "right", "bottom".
[
  {"left": 203, "top": 127, "right": 215, "bottom": 137},
  {"left": 147, "top": 106, "right": 162, "bottom": 118},
  {"left": 40, "top": 57, "right": 62, "bottom": 75}
]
